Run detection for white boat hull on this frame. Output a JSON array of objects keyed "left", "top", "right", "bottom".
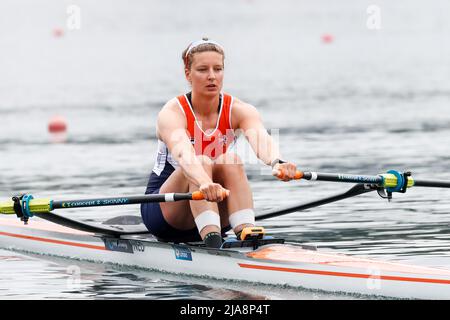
[{"left": 1, "top": 216, "right": 450, "bottom": 299}]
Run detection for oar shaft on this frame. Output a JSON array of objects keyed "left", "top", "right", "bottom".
[
  {"left": 257, "top": 183, "right": 374, "bottom": 221},
  {"left": 277, "top": 171, "right": 384, "bottom": 184},
  {"left": 302, "top": 172, "right": 450, "bottom": 189},
  {"left": 413, "top": 179, "right": 450, "bottom": 188},
  {"left": 301, "top": 172, "right": 384, "bottom": 185},
  {"left": 52, "top": 193, "right": 196, "bottom": 210},
  {"left": 0, "top": 191, "right": 208, "bottom": 215},
  {"left": 283, "top": 171, "right": 450, "bottom": 189}
]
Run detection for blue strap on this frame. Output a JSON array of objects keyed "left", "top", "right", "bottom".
[{"left": 386, "top": 170, "right": 404, "bottom": 193}]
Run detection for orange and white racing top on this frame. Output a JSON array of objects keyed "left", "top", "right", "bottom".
[{"left": 152, "top": 92, "right": 237, "bottom": 175}]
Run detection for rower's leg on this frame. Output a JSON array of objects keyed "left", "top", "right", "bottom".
[
  {"left": 158, "top": 168, "right": 193, "bottom": 229},
  {"left": 213, "top": 152, "right": 255, "bottom": 237},
  {"left": 159, "top": 156, "right": 221, "bottom": 241},
  {"left": 187, "top": 156, "right": 222, "bottom": 240}
]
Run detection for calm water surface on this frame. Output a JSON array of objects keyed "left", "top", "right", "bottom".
[{"left": 1, "top": 0, "right": 450, "bottom": 299}]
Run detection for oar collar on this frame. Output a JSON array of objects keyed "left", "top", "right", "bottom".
[{"left": 12, "top": 194, "right": 34, "bottom": 224}]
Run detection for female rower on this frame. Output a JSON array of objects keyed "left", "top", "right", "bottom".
[{"left": 141, "top": 38, "right": 298, "bottom": 248}]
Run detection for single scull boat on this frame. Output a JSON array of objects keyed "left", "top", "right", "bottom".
[{"left": 2, "top": 170, "right": 450, "bottom": 299}]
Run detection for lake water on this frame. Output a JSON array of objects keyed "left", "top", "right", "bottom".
[{"left": 1, "top": 0, "right": 450, "bottom": 299}]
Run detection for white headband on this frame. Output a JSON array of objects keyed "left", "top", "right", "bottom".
[{"left": 185, "top": 39, "right": 224, "bottom": 57}]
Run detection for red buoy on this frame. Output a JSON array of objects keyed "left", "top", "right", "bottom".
[
  {"left": 53, "top": 28, "right": 64, "bottom": 38},
  {"left": 48, "top": 116, "right": 67, "bottom": 133},
  {"left": 321, "top": 34, "right": 334, "bottom": 44}
]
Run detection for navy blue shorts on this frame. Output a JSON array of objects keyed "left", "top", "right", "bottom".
[
  {"left": 141, "top": 168, "right": 231, "bottom": 242},
  {"left": 141, "top": 189, "right": 202, "bottom": 242}
]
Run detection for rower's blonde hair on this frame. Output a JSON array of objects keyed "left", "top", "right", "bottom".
[{"left": 182, "top": 37, "right": 225, "bottom": 70}]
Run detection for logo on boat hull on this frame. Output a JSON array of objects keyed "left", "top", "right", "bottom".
[
  {"left": 172, "top": 245, "right": 192, "bottom": 261},
  {"left": 103, "top": 238, "right": 134, "bottom": 253}
]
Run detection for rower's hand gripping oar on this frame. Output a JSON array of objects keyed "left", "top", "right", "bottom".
[
  {"left": 276, "top": 169, "right": 450, "bottom": 201},
  {"left": 0, "top": 191, "right": 226, "bottom": 224}
]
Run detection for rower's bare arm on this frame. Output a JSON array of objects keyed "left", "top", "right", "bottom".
[
  {"left": 233, "top": 100, "right": 281, "bottom": 166},
  {"left": 157, "top": 101, "right": 211, "bottom": 187},
  {"left": 233, "top": 100, "right": 298, "bottom": 180}
]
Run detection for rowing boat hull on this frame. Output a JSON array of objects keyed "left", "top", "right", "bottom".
[{"left": 1, "top": 216, "right": 450, "bottom": 299}]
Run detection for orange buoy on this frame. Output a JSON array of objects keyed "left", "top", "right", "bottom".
[{"left": 48, "top": 116, "right": 67, "bottom": 133}]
